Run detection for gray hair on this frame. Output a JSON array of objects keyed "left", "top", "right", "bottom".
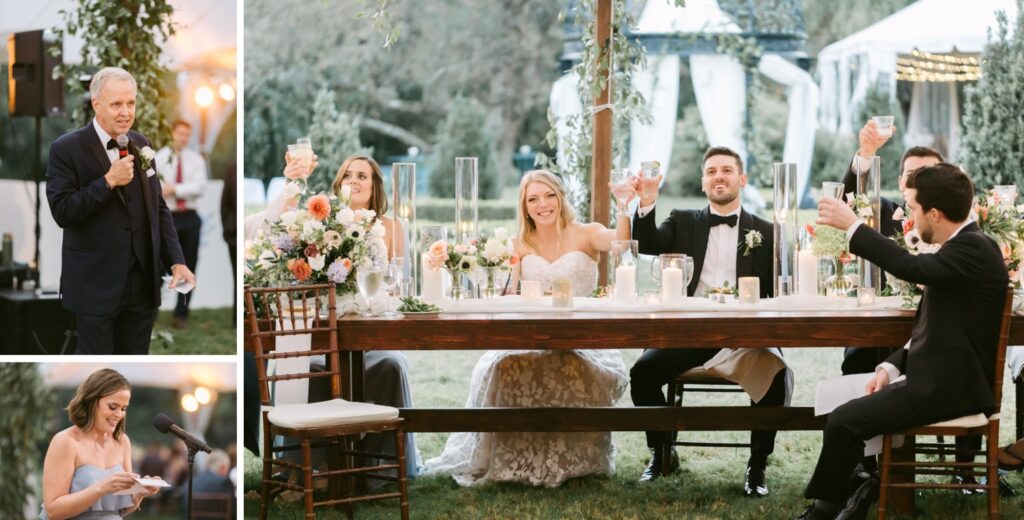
[{"left": 89, "top": 67, "right": 137, "bottom": 99}]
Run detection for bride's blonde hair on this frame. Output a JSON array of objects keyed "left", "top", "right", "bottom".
[{"left": 517, "top": 170, "right": 576, "bottom": 251}]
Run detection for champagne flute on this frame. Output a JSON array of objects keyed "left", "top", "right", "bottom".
[
  {"left": 379, "top": 261, "right": 404, "bottom": 318},
  {"left": 610, "top": 168, "right": 636, "bottom": 214},
  {"left": 356, "top": 264, "right": 382, "bottom": 317}
]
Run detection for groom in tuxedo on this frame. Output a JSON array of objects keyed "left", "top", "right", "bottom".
[
  {"left": 798, "top": 163, "right": 1008, "bottom": 520},
  {"left": 629, "top": 146, "right": 789, "bottom": 497},
  {"left": 46, "top": 67, "right": 196, "bottom": 354}
]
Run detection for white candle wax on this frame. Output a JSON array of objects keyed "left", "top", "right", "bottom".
[
  {"left": 660, "top": 267, "right": 684, "bottom": 301},
  {"left": 420, "top": 256, "right": 443, "bottom": 302},
  {"left": 521, "top": 280, "right": 542, "bottom": 302},
  {"left": 798, "top": 249, "right": 818, "bottom": 296},
  {"left": 614, "top": 265, "right": 636, "bottom": 301}
]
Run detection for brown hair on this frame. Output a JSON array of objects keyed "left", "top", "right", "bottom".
[
  {"left": 702, "top": 146, "right": 744, "bottom": 173},
  {"left": 517, "top": 170, "right": 576, "bottom": 250},
  {"left": 331, "top": 155, "right": 388, "bottom": 216},
  {"left": 66, "top": 369, "right": 131, "bottom": 440},
  {"left": 900, "top": 146, "right": 944, "bottom": 173}
]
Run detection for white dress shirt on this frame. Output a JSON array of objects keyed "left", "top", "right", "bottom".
[
  {"left": 155, "top": 146, "right": 207, "bottom": 211},
  {"left": 92, "top": 118, "right": 118, "bottom": 166}
]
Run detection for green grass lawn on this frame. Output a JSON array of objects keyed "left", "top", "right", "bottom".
[
  {"left": 149, "top": 307, "right": 236, "bottom": 354},
  {"left": 243, "top": 348, "right": 1023, "bottom": 519}
]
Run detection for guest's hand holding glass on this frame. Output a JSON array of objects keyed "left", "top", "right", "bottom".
[{"left": 609, "top": 168, "right": 637, "bottom": 216}]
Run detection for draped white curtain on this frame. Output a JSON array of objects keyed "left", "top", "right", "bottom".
[
  {"left": 629, "top": 54, "right": 680, "bottom": 178},
  {"left": 758, "top": 55, "right": 819, "bottom": 204}
]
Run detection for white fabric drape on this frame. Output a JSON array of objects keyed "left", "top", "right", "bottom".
[
  {"left": 757, "top": 55, "right": 819, "bottom": 205},
  {"left": 906, "top": 81, "right": 960, "bottom": 159},
  {"left": 629, "top": 54, "right": 680, "bottom": 181}
]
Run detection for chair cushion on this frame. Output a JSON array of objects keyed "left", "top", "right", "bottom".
[
  {"left": 267, "top": 398, "right": 399, "bottom": 429},
  {"left": 925, "top": 413, "right": 997, "bottom": 429}
]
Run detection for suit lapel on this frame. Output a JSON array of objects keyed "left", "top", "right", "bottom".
[
  {"left": 735, "top": 209, "right": 754, "bottom": 278},
  {"left": 85, "top": 127, "right": 126, "bottom": 207},
  {"left": 688, "top": 207, "right": 712, "bottom": 295}
]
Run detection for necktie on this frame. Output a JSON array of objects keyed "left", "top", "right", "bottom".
[
  {"left": 709, "top": 214, "right": 738, "bottom": 227},
  {"left": 106, "top": 139, "right": 117, "bottom": 150},
  {"left": 175, "top": 154, "right": 186, "bottom": 211}
]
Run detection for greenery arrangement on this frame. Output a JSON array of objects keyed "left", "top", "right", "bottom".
[
  {"left": 307, "top": 88, "right": 373, "bottom": 194},
  {"left": 51, "top": 0, "right": 177, "bottom": 146},
  {"left": 959, "top": 0, "right": 1024, "bottom": 189},
  {"left": 396, "top": 296, "right": 441, "bottom": 313},
  {"left": 0, "top": 364, "right": 54, "bottom": 516}
]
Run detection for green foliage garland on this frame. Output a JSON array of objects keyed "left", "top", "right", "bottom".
[{"left": 0, "top": 364, "right": 55, "bottom": 516}]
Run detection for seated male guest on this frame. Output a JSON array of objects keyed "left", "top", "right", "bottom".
[
  {"left": 799, "top": 163, "right": 1008, "bottom": 519},
  {"left": 629, "top": 146, "right": 792, "bottom": 497}
]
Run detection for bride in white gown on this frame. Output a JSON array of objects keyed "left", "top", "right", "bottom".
[{"left": 424, "top": 169, "right": 633, "bottom": 487}]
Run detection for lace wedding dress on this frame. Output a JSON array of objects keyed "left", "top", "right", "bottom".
[{"left": 423, "top": 251, "right": 628, "bottom": 487}]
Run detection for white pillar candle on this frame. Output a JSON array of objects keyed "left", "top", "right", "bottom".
[
  {"left": 857, "top": 287, "right": 876, "bottom": 307},
  {"left": 614, "top": 265, "right": 637, "bottom": 301},
  {"left": 660, "top": 266, "right": 684, "bottom": 302},
  {"left": 738, "top": 276, "right": 760, "bottom": 304},
  {"left": 421, "top": 256, "right": 443, "bottom": 302},
  {"left": 798, "top": 249, "right": 818, "bottom": 297}
]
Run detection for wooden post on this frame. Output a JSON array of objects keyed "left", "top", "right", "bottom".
[{"left": 592, "top": 0, "right": 613, "bottom": 286}]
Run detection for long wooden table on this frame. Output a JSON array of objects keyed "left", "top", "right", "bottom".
[{"left": 247, "top": 309, "right": 1024, "bottom": 513}]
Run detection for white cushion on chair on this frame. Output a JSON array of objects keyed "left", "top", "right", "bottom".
[
  {"left": 925, "top": 413, "right": 998, "bottom": 428},
  {"left": 267, "top": 398, "right": 399, "bottom": 429},
  {"left": 678, "top": 367, "right": 723, "bottom": 380}
]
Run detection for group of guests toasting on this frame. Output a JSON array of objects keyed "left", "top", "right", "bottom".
[{"left": 242, "top": 112, "right": 1015, "bottom": 519}]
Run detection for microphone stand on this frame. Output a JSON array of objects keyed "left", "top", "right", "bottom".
[{"left": 186, "top": 444, "right": 198, "bottom": 520}]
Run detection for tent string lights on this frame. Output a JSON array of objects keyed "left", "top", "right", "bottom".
[{"left": 896, "top": 48, "right": 981, "bottom": 82}]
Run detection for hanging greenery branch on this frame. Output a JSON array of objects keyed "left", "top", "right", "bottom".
[
  {"left": 353, "top": 0, "right": 400, "bottom": 49},
  {"left": 50, "top": 0, "right": 177, "bottom": 146}
]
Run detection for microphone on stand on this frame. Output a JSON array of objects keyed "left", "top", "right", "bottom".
[{"left": 153, "top": 413, "right": 210, "bottom": 520}]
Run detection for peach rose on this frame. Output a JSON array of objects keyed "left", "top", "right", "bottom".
[{"left": 429, "top": 240, "right": 447, "bottom": 258}]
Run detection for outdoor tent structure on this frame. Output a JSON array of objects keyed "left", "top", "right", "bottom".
[
  {"left": 817, "top": 0, "right": 1019, "bottom": 160},
  {"left": 551, "top": 0, "right": 817, "bottom": 208}
]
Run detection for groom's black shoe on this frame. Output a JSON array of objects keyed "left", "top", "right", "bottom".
[
  {"left": 639, "top": 448, "right": 679, "bottom": 482},
  {"left": 835, "top": 476, "right": 878, "bottom": 520},
  {"left": 743, "top": 463, "right": 769, "bottom": 497},
  {"left": 796, "top": 504, "right": 837, "bottom": 520}
]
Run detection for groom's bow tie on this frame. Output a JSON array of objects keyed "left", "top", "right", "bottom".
[{"left": 709, "top": 214, "right": 738, "bottom": 227}]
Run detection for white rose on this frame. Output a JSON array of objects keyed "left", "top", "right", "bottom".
[
  {"left": 257, "top": 249, "right": 277, "bottom": 269},
  {"left": 141, "top": 146, "right": 155, "bottom": 160},
  {"left": 370, "top": 221, "right": 386, "bottom": 238},
  {"left": 341, "top": 184, "right": 351, "bottom": 200},
  {"left": 355, "top": 209, "right": 376, "bottom": 222},
  {"left": 494, "top": 227, "right": 509, "bottom": 242},
  {"left": 308, "top": 254, "right": 325, "bottom": 271},
  {"left": 336, "top": 208, "right": 355, "bottom": 226},
  {"left": 484, "top": 240, "right": 506, "bottom": 262},
  {"left": 302, "top": 219, "right": 324, "bottom": 239},
  {"left": 280, "top": 210, "right": 299, "bottom": 229},
  {"left": 857, "top": 206, "right": 874, "bottom": 219}
]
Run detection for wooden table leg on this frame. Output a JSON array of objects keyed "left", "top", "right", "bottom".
[{"left": 890, "top": 434, "right": 916, "bottom": 516}]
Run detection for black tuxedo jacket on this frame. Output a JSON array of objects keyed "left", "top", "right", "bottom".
[
  {"left": 633, "top": 205, "right": 774, "bottom": 298},
  {"left": 46, "top": 124, "right": 185, "bottom": 315},
  {"left": 842, "top": 161, "right": 900, "bottom": 238},
  {"left": 849, "top": 222, "right": 1008, "bottom": 420}
]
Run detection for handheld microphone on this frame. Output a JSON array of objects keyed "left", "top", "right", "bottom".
[
  {"left": 115, "top": 134, "right": 130, "bottom": 159},
  {"left": 153, "top": 413, "right": 212, "bottom": 453}
]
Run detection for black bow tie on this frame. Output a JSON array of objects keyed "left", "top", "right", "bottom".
[
  {"left": 709, "top": 213, "right": 738, "bottom": 227},
  {"left": 106, "top": 139, "right": 119, "bottom": 150}
]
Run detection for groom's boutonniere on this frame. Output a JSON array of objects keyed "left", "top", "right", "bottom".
[
  {"left": 740, "top": 229, "right": 763, "bottom": 256},
  {"left": 140, "top": 146, "right": 156, "bottom": 177}
]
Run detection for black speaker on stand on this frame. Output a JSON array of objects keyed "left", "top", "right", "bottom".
[{"left": 7, "top": 29, "right": 63, "bottom": 277}]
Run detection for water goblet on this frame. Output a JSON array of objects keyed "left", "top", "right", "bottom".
[
  {"left": 356, "top": 264, "right": 383, "bottom": 317},
  {"left": 379, "top": 261, "right": 404, "bottom": 318}
]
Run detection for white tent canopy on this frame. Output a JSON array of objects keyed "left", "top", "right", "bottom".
[
  {"left": 817, "top": 0, "right": 1018, "bottom": 140},
  {"left": 551, "top": 0, "right": 818, "bottom": 210},
  {"left": 39, "top": 362, "right": 237, "bottom": 391}
]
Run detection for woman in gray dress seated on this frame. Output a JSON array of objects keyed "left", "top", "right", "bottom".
[{"left": 41, "top": 369, "right": 160, "bottom": 519}]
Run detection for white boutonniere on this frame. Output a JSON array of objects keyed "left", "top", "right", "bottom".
[
  {"left": 740, "top": 229, "right": 763, "bottom": 256},
  {"left": 139, "top": 146, "right": 156, "bottom": 175}
]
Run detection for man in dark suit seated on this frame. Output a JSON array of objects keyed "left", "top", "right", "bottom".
[
  {"left": 629, "top": 146, "right": 790, "bottom": 497},
  {"left": 187, "top": 449, "right": 235, "bottom": 514},
  {"left": 45, "top": 67, "right": 196, "bottom": 354},
  {"left": 797, "top": 163, "right": 1008, "bottom": 520}
]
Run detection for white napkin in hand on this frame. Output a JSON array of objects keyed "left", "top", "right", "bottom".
[
  {"left": 113, "top": 475, "right": 170, "bottom": 495},
  {"left": 172, "top": 280, "right": 194, "bottom": 294}
]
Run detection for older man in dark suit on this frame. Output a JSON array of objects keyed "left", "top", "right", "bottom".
[
  {"left": 629, "top": 146, "right": 790, "bottom": 497},
  {"left": 798, "top": 163, "right": 1008, "bottom": 520},
  {"left": 45, "top": 67, "right": 196, "bottom": 354}
]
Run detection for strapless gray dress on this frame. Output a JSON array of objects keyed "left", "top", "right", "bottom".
[{"left": 40, "top": 464, "right": 132, "bottom": 519}]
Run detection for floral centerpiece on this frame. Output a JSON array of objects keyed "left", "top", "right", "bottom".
[
  {"left": 474, "top": 227, "right": 520, "bottom": 297},
  {"left": 809, "top": 221, "right": 853, "bottom": 297},
  {"left": 883, "top": 209, "right": 937, "bottom": 308},
  {"left": 973, "top": 189, "right": 1024, "bottom": 281},
  {"left": 244, "top": 190, "right": 388, "bottom": 311},
  {"left": 424, "top": 239, "right": 478, "bottom": 300}
]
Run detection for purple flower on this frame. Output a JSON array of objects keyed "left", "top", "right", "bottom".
[
  {"left": 272, "top": 233, "right": 296, "bottom": 251},
  {"left": 326, "top": 258, "right": 350, "bottom": 283}
]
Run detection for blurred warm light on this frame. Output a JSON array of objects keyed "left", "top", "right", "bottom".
[
  {"left": 195, "top": 386, "right": 212, "bottom": 405},
  {"left": 181, "top": 394, "right": 199, "bottom": 412},
  {"left": 218, "top": 83, "right": 235, "bottom": 102},
  {"left": 194, "top": 86, "right": 214, "bottom": 108}
]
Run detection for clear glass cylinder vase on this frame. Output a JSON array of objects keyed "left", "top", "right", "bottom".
[
  {"left": 392, "top": 162, "right": 417, "bottom": 292},
  {"left": 455, "top": 157, "right": 479, "bottom": 244},
  {"left": 856, "top": 157, "right": 882, "bottom": 293},
  {"left": 772, "top": 163, "right": 798, "bottom": 297},
  {"left": 480, "top": 266, "right": 510, "bottom": 298}
]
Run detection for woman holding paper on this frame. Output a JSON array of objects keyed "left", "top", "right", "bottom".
[{"left": 40, "top": 369, "right": 160, "bottom": 519}]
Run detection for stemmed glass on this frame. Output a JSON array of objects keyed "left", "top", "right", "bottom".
[
  {"left": 610, "top": 168, "right": 636, "bottom": 215},
  {"left": 287, "top": 137, "right": 314, "bottom": 193},
  {"left": 379, "top": 260, "right": 404, "bottom": 319},
  {"left": 356, "top": 263, "right": 382, "bottom": 317}
]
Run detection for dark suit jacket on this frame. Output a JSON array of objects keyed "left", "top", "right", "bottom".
[
  {"left": 633, "top": 205, "right": 775, "bottom": 298},
  {"left": 842, "top": 160, "right": 900, "bottom": 238},
  {"left": 46, "top": 124, "right": 185, "bottom": 315},
  {"left": 849, "top": 222, "right": 1008, "bottom": 420}
]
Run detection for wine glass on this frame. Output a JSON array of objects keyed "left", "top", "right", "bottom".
[
  {"left": 610, "top": 168, "right": 636, "bottom": 214},
  {"left": 356, "top": 264, "right": 382, "bottom": 317},
  {"left": 379, "top": 261, "right": 404, "bottom": 319}
]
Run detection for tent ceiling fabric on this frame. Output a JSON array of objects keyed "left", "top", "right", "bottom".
[{"left": 39, "top": 363, "right": 237, "bottom": 391}]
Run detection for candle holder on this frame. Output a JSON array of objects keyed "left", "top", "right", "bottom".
[
  {"left": 455, "top": 157, "right": 479, "bottom": 244},
  {"left": 773, "top": 163, "right": 798, "bottom": 297},
  {"left": 392, "top": 162, "right": 416, "bottom": 286},
  {"left": 651, "top": 253, "right": 693, "bottom": 302},
  {"left": 857, "top": 157, "right": 882, "bottom": 296},
  {"left": 552, "top": 278, "right": 573, "bottom": 308},
  {"left": 520, "top": 280, "right": 542, "bottom": 302},
  {"left": 610, "top": 240, "right": 639, "bottom": 302},
  {"left": 857, "top": 287, "right": 876, "bottom": 307},
  {"left": 738, "top": 277, "right": 760, "bottom": 304},
  {"left": 419, "top": 225, "right": 447, "bottom": 301},
  {"left": 797, "top": 228, "right": 818, "bottom": 297}
]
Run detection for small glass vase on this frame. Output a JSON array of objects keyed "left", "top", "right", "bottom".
[
  {"left": 824, "top": 257, "right": 855, "bottom": 297},
  {"left": 480, "top": 266, "right": 510, "bottom": 298},
  {"left": 444, "top": 268, "right": 467, "bottom": 301}
]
